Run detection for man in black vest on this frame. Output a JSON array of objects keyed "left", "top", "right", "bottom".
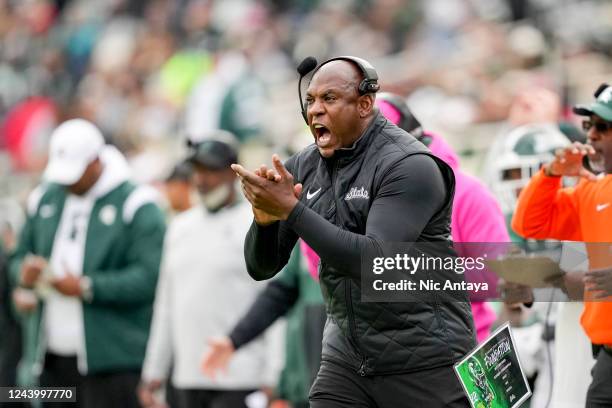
[{"left": 232, "top": 58, "right": 474, "bottom": 407}]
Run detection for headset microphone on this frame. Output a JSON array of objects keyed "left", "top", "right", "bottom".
[{"left": 297, "top": 56, "right": 318, "bottom": 123}]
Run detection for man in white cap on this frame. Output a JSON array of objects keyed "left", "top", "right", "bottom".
[{"left": 9, "top": 119, "right": 166, "bottom": 408}]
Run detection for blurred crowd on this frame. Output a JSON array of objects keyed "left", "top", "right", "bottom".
[
  {"left": 1, "top": 0, "right": 611, "bottom": 407},
  {"left": 1, "top": 0, "right": 611, "bottom": 182}
]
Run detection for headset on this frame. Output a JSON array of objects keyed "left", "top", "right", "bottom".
[
  {"left": 324, "top": 56, "right": 380, "bottom": 95},
  {"left": 297, "top": 56, "right": 380, "bottom": 123}
]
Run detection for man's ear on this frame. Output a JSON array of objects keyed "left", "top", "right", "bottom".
[
  {"left": 90, "top": 157, "right": 103, "bottom": 176},
  {"left": 358, "top": 94, "right": 375, "bottom": 118}
]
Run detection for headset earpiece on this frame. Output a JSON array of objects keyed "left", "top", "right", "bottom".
[{"left": 359, "top": 80, "right": 380, "bottom": 95}]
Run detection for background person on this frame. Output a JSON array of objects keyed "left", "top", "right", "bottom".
[
  {"left": 139, "top": 136, "right": 283, "bottom": 408},
  {"left": 9, "top": 119, "right": 166, "bottom": 408},
  {"left": 0, "top": 241, "right": 24, "bottom": 408},
  {"left": 162, "top": 160, "right": 196, "bottom": 215},
  {"left": 375, "top": 92, "right": 508, "bottom": 342},
  {"left": 512, "top": 82, "right": 612, "bottom": 407},
  {"left": 201, "top": 241, "right": 324, "bottom": 408}
]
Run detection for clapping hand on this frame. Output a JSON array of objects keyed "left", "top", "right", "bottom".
[{"left": 233, "top": 155, "right": 303, "bottom": 226}]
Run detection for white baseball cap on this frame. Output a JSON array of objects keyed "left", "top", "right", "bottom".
[{"left": 43, "top": 119, "right": 105, "bottom": 185}]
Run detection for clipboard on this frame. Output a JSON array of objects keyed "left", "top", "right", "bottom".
[{"left": 485, "top": 256, "right": 564, "bottom": 288}]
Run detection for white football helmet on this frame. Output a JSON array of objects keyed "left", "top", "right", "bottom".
[{"left": 485, "top": 123, "right": 571, "bottom": 215}]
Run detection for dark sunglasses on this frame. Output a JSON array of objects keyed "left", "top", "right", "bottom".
[{"left": 582, "top": 120, "right": 612, "bottom": 133}]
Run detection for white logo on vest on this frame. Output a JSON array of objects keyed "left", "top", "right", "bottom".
[
  {"left": 99, "top": 205, "right": 117, "bottom": 225},
  {"left": 40, "top": 204, "right": 55, "bottom": 218},
  {"left": 345, "top": 187, "right": 370, "bottom": 201}
]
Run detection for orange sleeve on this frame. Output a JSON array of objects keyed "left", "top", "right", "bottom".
[{"left": 511, "top": 169, "right": 582, "bottom": 241}]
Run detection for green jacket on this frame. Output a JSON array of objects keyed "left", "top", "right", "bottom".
[
  {"left": 9, "top": 181, "right": 165, "bottom": 383},
  {"left": 275, "top": 247, "right": 324, "bottom": 405}
]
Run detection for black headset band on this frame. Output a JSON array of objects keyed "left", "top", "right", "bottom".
[
  {"left": 314, "top": 56, "right": 380, "bottom": 95},
  {"left": 318, "top": 56, "right": 379, "bottom": 80}
]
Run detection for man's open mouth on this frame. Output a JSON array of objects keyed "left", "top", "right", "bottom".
[{"left": 313, "top": 124, "right": 332, "bottom": 147}]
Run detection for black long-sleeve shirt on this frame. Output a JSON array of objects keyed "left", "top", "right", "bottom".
[
  {"left": 229, "top": 279, "right": 298, "bottom": 349},
  {"left": 244, "top": 153, "right": 447, "bottom": 281}
]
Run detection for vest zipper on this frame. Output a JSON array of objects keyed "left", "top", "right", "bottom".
[
  {"left": 345, "top": 279, "right": 366, "bottom": 376},
  {"left": 331, "top": 158, "right": 368, "bottom": 376},
  {"left": 358, "top": 357, "right": 367, "bottom": 376}
]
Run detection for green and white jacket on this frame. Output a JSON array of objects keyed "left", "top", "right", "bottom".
[{"left": 9, "top": 146, "right": 166, "bottom": 384}]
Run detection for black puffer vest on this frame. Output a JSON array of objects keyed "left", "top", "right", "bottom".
[{"left": 287, "top": 113, "right": 475, "bottom": 376}]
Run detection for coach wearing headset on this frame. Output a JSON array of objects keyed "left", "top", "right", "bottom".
[{"left": 232, "top": 57, "right": 475, "bottom": 407}]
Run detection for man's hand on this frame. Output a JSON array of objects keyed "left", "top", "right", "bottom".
[
  {"left": 12, "top": 288, "right": 38, "bottom": 313},
  {"left": 584, "top": 267, "right": 612, "bottom": 299},
  {"left": 251, "top": 163, "right": 284, "bottom": 225},
  {"left": 200, "top": 336, "right": 236, "bottom": 380},
  {"left": 250, "top": 163, "right": 304, "bottom": 225},
  {"left": 20, "top": 255, "right": 46, "bottom": 288},
  {"left": 500, "top": 281, "right": 534, "bottom": 309},
  {"left": 254, "top": 163, "right": 304, "bottom": 194},
  {"left": 544, "top": 142, "right": 598, "bottom": 181},
  {"left": 232, "top": 155, "right": 302, "bottom": 225},
  {"left": 547, "top": 271, "right": 585, "bottom": 300},
  {"left": 52, "top": 271, "right": 82, "bottom": 297},
  {"left": 137, "top": 379, "right": 167, "bottom": 408},
  {"left": 269, "top": 399, "right": 291, "bottom": 408},
  {"left": 254, "top": 164, "right": 282, "bottom": 183}
]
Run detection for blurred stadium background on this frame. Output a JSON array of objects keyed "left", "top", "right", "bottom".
[
  {"left": 1, "top": 2, "right": 611, "bottom": 407},
  {"left": 0, "top": 0, "right": 611, "bottom": 234}
]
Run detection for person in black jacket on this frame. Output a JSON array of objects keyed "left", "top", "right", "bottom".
[
  {"left": 232, "top": 58, "right": 475, "bottom": 407},
  {"left": 0, "top": 237, "right": 26, "bottom": 408}
]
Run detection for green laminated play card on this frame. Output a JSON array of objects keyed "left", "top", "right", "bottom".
[{"left": 454, "top": 323, "right": 532, "bottom": 408}]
